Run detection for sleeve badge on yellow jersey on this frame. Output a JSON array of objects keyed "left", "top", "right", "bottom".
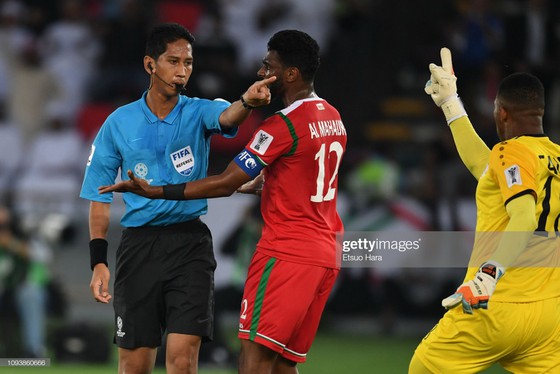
[{"left": 504, "top": 165, "right": 522, "bottom": 188}]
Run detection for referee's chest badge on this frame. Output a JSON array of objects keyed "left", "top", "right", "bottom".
[{"left": 170, "top": 145, "right": 195, "bottom": 176}]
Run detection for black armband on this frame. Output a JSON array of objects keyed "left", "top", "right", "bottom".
[
  {"left": 163, "top": 183, "right": 187, "bottom": 200},
  {"left": 240, "top": 95, "right": 255, "bottom": 110},
  {"left": 90, "top": 238, "right": 108, "bottom": 270}
]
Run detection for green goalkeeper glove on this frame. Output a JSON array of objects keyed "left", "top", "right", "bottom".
[
  {"left": 424, "top": 47, "right": 467, "bottom": 124},
  {"left": 442, "top": 261, "right": 505, "bottom": 314}
]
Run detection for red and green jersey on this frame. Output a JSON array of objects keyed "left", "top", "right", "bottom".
[{"left": 243, "top": 97, "right": 346, "bottom": 268}]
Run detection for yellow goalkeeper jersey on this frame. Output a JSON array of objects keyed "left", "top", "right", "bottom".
[{"left": 466, "top": 135, "right": 560, "bottom": 302}]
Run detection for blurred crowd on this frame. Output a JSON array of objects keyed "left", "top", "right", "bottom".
[{"left": 1, "top": 0, "right": 560, "bottom": 360}]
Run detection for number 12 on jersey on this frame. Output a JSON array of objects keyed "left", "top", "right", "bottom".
[{"left": 311, "top": 141, "right": 343, "bottom": 202}]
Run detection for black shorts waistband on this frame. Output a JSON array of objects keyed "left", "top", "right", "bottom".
[{"left": 125, "top": 218, "right": 203, "bottom": 234}]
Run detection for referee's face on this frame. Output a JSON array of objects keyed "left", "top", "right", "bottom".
[{"left": 155, "top": 39, "right": 193, "bottom": 93}]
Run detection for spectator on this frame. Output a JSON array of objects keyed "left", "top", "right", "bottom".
[
  {"left": 0, "top": 100, "right": 23, "bottom": 203},
  {"left": 8, "top": 39, "right": 62, "bottom": 143},
  {"left": 39, "top": 0, "right": 101, "bottom": 121},
  {"left": 12, "top": 102, "right": 85, "bottom": 229},
  {"left": 90, "top": 0, "right": 153, "bottom": 103}
]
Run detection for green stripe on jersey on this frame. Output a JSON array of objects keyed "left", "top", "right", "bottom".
[
  {"left": 278, "top": 113, "right": 298, "bottom": 156},
  {"left": 249, "top": 257, "right": 276, "bottom": 341}
]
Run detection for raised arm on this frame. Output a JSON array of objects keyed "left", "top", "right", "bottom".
[
  {"left": 425, "top": 48, "right": 490, "bottom": 180},
  {"left": 219, "top": 76, "right": 276, "bottom": 130}
]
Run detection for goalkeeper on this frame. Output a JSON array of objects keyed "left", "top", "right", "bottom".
[{"left": 409, "top": 48, "right": 560, "bottom": 373}]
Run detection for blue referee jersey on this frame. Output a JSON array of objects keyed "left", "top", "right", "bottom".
[{"left": 80, "top": 92, "right": 234, "bottom": 227}]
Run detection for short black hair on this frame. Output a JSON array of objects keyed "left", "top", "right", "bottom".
[
  {"left": 145, "top": 23, "right": 195, "bottom": 60},
  {"left": 267, "top": 30, "right": 320, "bottom": 82},
  {"left": 498, "top": 72, "right": 545, "bottom": 111}
]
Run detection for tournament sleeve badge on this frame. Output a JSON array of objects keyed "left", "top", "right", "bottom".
[
  {"left": 249, "top": 130, "right": 274, "bottom": 155},
  {"left": 504, "top": 165, "right": 522, "bottom": 188}
]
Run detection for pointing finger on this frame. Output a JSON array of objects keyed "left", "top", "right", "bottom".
[
  {"left": 440, "top": 47, "right": 453, "bottom": 75},
  {"left": 258, "top": 76, "right": 276, "bottom": 86}
]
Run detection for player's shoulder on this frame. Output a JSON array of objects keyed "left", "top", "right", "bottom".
[
  {"left": 279, "top": 97, "right": 335, "bottom": 116},
  {"left": 489, "top": 136, "right": 546, "bottom": 169},
  {"left": 490, "top": 137, "right": 532, "bottom": 153},
  {"left": 181, "top": 95, "right": 231, "bottom": 108},
  {"left": 109, "top": 97, "right": 144, "bottom": 119}
]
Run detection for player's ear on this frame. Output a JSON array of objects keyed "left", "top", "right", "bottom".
[
  {"left": 285, "top": 67, "right": 299, "bottom": 83},
  {"left": 144, "top": 57, "right": 155, "bottom": 74},
  {"left": 498, "top": 103, "right": 508, "bottom": 123}
]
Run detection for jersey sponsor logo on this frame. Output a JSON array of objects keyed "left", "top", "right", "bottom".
[
  {"left": 505, "top": 165, "right": 522, "bottom": 188},
  {"left": 87, "top": 144, "right": 95, "bottom": 166},
  {"left": 170, "top": 145, "right": 195, "bottom": 176},
  {"left": 316, "top": 102, "right": 325, "bottom": 110},
  {"left": 250, "top": 130, "right": 273, "bottom": 155}
]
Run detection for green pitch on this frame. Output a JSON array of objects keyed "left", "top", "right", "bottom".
[{"left": 4, "top": 332, "right": 509, "bottom": 373}]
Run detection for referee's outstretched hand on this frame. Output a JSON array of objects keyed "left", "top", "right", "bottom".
[{"left": 99, "top": 170, "right": 160, "bottom": 198}]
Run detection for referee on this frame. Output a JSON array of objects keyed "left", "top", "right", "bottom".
[{"left": 79, "top": 23, "right": 274, "bottom": 374}]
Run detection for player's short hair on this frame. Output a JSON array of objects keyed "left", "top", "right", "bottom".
[
  {"left": 498, "top": 72, "right": 545, "bottom": 111},
  {"left": 268, "top": 30, "right": 320, "bottom": 83},
  {"left": 145, "top": 23, "right": 195, "bottom": 60}
]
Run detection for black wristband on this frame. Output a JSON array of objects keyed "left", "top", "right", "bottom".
[
  {"left": 240, "top": 95, "right": 255, "bottom": 110},
  {"left": 90, "top": 238, "right": 108, "bottom": 270},
  {"left": 163, "top": 183, "right": 187, "bottom": 200}
]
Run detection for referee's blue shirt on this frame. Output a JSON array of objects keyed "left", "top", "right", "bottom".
[{"left": 80, "top": 92, "right": 234, "bottom": 227}]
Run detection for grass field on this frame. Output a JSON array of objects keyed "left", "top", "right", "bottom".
[{"left": 3, "top": 331, "right": 509, "bottom": 373}]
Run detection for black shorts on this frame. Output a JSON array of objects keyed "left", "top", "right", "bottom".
[{"left": 113, "top": 218, "right": 216, "bottom": 349}]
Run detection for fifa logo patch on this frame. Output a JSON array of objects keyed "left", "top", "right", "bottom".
[
  {"left": 170, "top": 145, "right": 195, "bottom": 176},
  {"left": 250, "top": 130, "right": 273, "bottom": 155},
  {"left": 505, "top": 165, "right": 522, "bottom": 188}
]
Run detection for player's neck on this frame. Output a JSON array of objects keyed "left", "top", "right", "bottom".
[{"left": 283, "top": 86, "right": 316, "bottom": 107}]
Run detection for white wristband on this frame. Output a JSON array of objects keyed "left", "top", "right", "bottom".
[{"left": 440, "top": 95, "right": 467, "bottom": 125}]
